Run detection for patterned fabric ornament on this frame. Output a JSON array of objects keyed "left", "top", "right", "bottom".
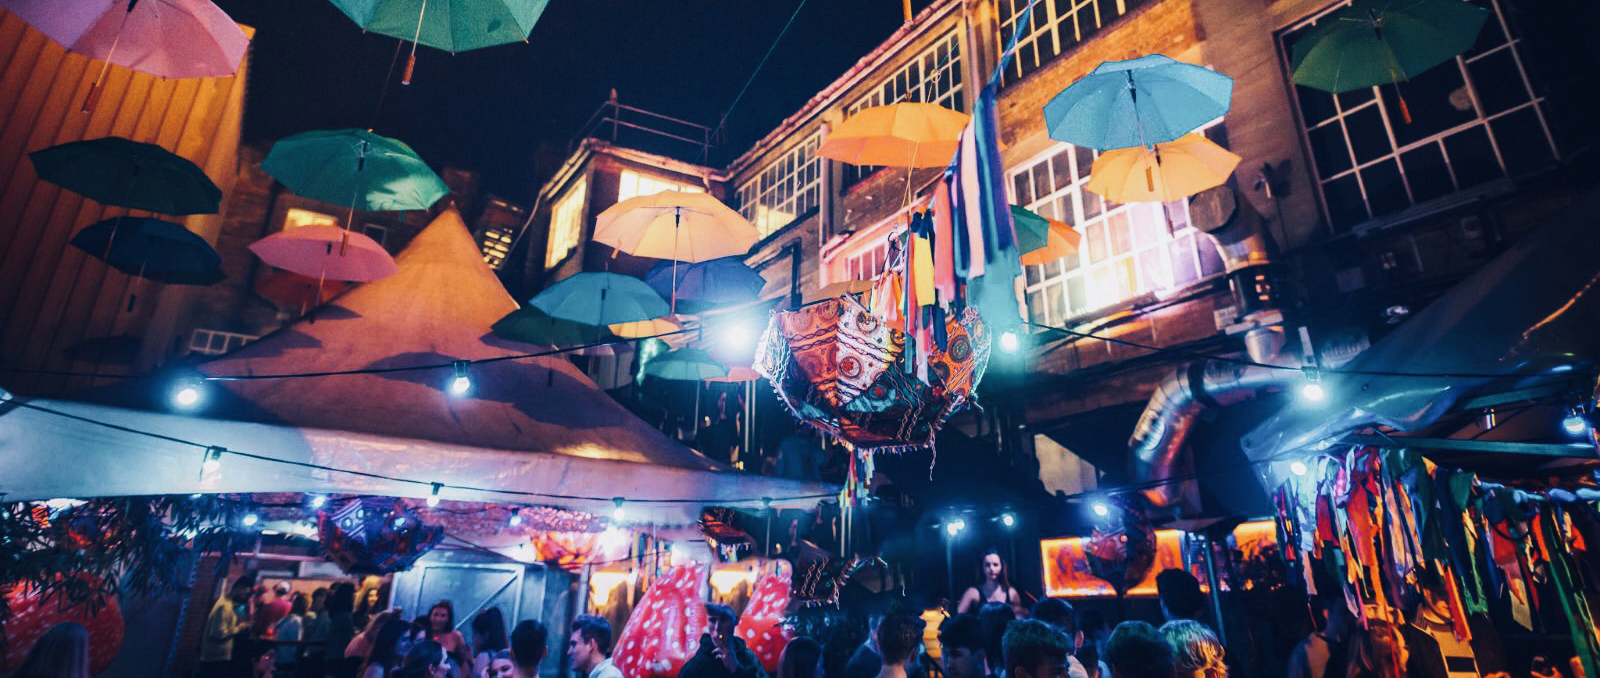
[
  {"left": 2, "top": 578, "right": 124, "bottom": 674},
  {"left": 613, "top": 562, "right": 709, "bottom": 678},
  {"left": 1085, "top": 497, "right": 1157, "bottom": 597},
  {"left": 529, "top": 530, "right": 629, "bottom": 571},
  {"left": 736, "top": 565, "right": 796, "bottom": 672},
  {"left": 317, "top": 498, "right": 443, "bottom": 575},
  {"left": 790, "top": 553, "right": 860, "bottom": 608}
]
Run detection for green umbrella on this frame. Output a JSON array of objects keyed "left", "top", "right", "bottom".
[
  {"left": 326, "top": 0, "right": 551, "bottom": 82},
  {"left": 643, "top": 347, "right": 728, "bottom": 381},
  {"left": 492, "top": 306, "right": 615, "bottom": 347},
  {"left": 529, "top": 272, "right": 670, "bottom": 327},
  {"left": 262, "top": 129, "right": 449, "bottom": 212},
  {"left": 1290, "top": 0, "right": 1488, "bottom": 94},
  {"left": 29, "top": 137, "right": 221, "bottom": 215}
]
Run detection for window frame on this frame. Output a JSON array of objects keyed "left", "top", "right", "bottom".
[
  {"left": 842, "top": 31, "right": 966, "bottom": 187},
  {"left": 545, "top": 176, "right": 588, "bottom": 269},
  {"left": 996, "top": 0, "right": 1148, "bottom": 87},
  {"left": 188, "top": 328, "right": 257, "bottom": 356},
  {"left": 738, "top": 133, "right": 823, "bottom": 238},
  {"left": 617, "top": 169, "right": 703, "bottom": 203}
]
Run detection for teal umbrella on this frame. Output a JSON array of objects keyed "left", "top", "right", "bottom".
[
  {"left": 643, "top": 347, "right": 728, "bottom": 381},
  {"left": 529, "top": 272, "right": 670, "bottom": 327},
  {"left": 29, "top": 137, "right": 221, "bottom": 215},
  {"left": 1290, "top": 0, "right": 1488, "bottom": 94},
  {"left": 492, "top": 305, "right": 615, "bottom": 347},
  {"left": 1043, "top": 54, "right": 1233, "bottom": 151},
  {"left": 262, "top": 129, "right": 448, "bottom": 212},
  {"left": 325, "top": 0, "right": 551, "bottom": 82}
]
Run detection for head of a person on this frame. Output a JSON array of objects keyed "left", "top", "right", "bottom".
[
  {"left": 819, "top": 618, "right": 867, "bottom": 678},
  {"left": 398, "top": 640, "right": 448, "bottom": 678},
  {"left": 274, "top": 581, "right": 292, "bottom": 597},
  {"left": 488, "top": 649, "right": 515, "bottom": 678},
  {"left": 1075, "top": 644, "right": 1100, "bottom": 678},
  {"left": 1313, "top": 594, "right": 1352, "bottom": 639},
  {"left": 706, "top": 603, "right": 739, "bottom": 642},
  {"left": 1029, "top": 598, "right": 1078, "bottom": 649},
  {"left": 410, "top": 616, "right": 432, "bottom": 641},
  {"left": 1002, "top": 619, "right": 1071, "bottom": 678},
  {"left": 1077, "top": 609, "right": 1108, "bottom": 639},
  {"left": 1104, "top": 621, "right": 1173, "bottom": 678},
  {"left": 230, "top": 575, "right": 257, "bottom": 604},
  {"left": 370, "top": 619, "right": 414, "bottom": 669},
  {"left": 311, "top": 587, "right": 329, "bottom": 612},
  {"left": 977, "top": 601, "right": 1016, "bottom": 670},
  {"left": 290, "top": 592, "right": 310, "bottom": 617},
  {"left": 978, "top": 550, "right": 1010, "bottom": 587},
  {"left": 568, "top": 614, "right": 614, "bottom": 673},
  {"left": 472, "top": 607, "right": 510, "bottom": 653},
  {"left": 1356, "top": 621, "right": 1408, "bottom": 678},
  {"left": 428, "top": 601, "right": 454, "bottom": 634},
  {"left": 875, "top": 614, "right": 922, "bottom": 668},
  {"left": 1155, "top": 569, "right": 1205, "bottom": 622},
  {"left": 939, "top": 613, "right": 987, "bottom": 678},
  {"left": 1159, "top": 620, "right": 1225, "bottom": 678},
  {"left": 511, "top": 619, "right": 549, "bottom": 672},
  {"left": 777, "top": 636, "right": 822, "bottom": 678},
  {"left": 14, "top": 622, "right": 89, "bottom": 678},
  {"left": 327, "top": 582, "right": 356, "bottom": 616}
]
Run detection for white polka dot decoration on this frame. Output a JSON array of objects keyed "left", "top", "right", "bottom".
[
  {"left": 613, "top": 562, "right": 709, "bottom": 678},
  {"left": 1, "top": 580, "right": 125, "bottom": 675},
  {"left": 733, "top": 566, "right": 794, "bottom": 673}
]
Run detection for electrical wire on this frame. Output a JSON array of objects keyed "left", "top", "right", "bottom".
[{"left": 706, "top": 0, "right": 810, "bottom": 160}]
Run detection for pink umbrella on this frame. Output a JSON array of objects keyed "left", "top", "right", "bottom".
[
  {"left": 248, "top": 225, "right": 397, "bottom": 283},
  {"left": 5, "top": 0, "right": 250, "bottom": 111}
]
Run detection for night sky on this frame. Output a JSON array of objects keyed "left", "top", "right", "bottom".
[{"left": 215, "top": 0, "right": 939, "bottom": 200}]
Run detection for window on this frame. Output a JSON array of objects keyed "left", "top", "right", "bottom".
[
  {"left": 844, "top": 32, "right": 966, "bottom": 186},
  {"left": 480, "top": 226, "right": 515, "bottom": 269},
  {"left": 997, "top": 0, "right": 1149, "bottom": 87},
  {"left": 546, "top": 177, "right": 587, "bottom": 269},
  {"left": 1010, "top": 141, "right": 1224, "bottom": 327},
  {"left": 359, "top": 222, "right": 388, "bottom": 246},
  {"left": 738, "top": 134, "right": 822, "bottom": 238},
  {"left": 1282, "top": 0, "right": 1556, "bottom": 231},
  {"left": 188, "top": 329, "right": 257, "bottom": 356},
  {"left": 618, "top": 169, "right": 703, "bottom": 202},
  {"left": 845, "top": 239, "right": 891, "bottom": 282},
  {"left": 284, "top": 208, "right": 337, "bottom": 230}
]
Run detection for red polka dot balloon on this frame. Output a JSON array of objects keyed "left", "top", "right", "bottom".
[
  {"left": 2, "top": 582, "right": 125, "bottom": 674},
  {"left": 735, "top": 566, "right": 794, "bottom": 672},
  {"left": 613, "top": 562, "right": 708, "bottom": 678}
]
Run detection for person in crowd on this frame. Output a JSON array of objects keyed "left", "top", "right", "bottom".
[
  {"left": 257, "top": 582, "right": 295, "bottom": 638},
  {"left": 871, "top": 614, "right": 921, "bottom": 678},
  {"left": 323, "top": 582, "right": 359, "bottom": 678},
  {"left": 778, "top": 637, "right": 822, "bottom": 678},
  {"left": 1154, "top": 570, "right": 1206, "bottom": 625},
  {"left": 358, "top": 619, "right": 412, "bottom": 678},
  {"left": 255, "top": 650, "right": 278, "bottom": 678},
  {"left": 958, "top": 551, "right": 1023, "bottom": 615},
  {"left": 1103, "top": 622, "right": 1172, "bottom": 678},
  {"left": 485, "top": 649, "right": 515, "bottom": 678},
  {"left": 12, "top": 621, "right": 90, "bottom": 678},
  {"left": 1029, "top": 599, "right": 1088, "bottom": 678},
  {"left": 275, "top": 592, "right": 310, "bottom": 668},
  {"left": 470, "top": 607, "right": 510, "bottom": 676},
  {"left": 201, "top": 575, "right": 257, "bottom": 677},
  {"left": 681, "top": 603, "right": 766, "bottom": 678},
  {"left": 354, "top": 581, "right": 385, "bottom": 632},
  {"left": 306, "top": 588, "right": 332, "bottom": 640},
  {"left": 939, "top": 614, "right": 987, "bottom": 678},
  {"left": 394, "top": 640, "right": 449, "bottom": 678},
  {"left": 1345, "top": 620, "right": 1408, "bottom": 678},
  {"left": 1073, "top": 645, "right": 1100, "bottom": 678},
  {"left": 425, "top": 601, "right": 470, "bottom": 673},
  {"left": 1001, "top": 620, "right": 1072, "bottom": 678},
  {"left": 1074, "top": 610, "right": 1109, "bottom": 672},
  {"left": 977, "top": 602, "right": 1015, "bottom": 677},
  {"left": 350, "top": 610, "right": 405, "bottom": 664},
  {"left": 1286, "top": 594, "right": 1355, "bottom": 678},
  {"left": 509, "top": 620, "right": 549, "bottom": 678},
  {"left": 1160, "top": 620, "right": 1226, "bottom": 678},
  {"left": 842, "top": 615, "right": 883, "bottom": 678},
  {"left": 821, "top": 619, "right": 868, "bottom": 678},
  {"left": 568, "top": 614, "right": 621, "bottom": 678}
]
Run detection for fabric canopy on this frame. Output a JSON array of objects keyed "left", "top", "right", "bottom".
[{"left": 0, "top": 209, "right": 832, "bottom": 524}]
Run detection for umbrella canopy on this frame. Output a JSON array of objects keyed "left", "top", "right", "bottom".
[
  {"left": 529, "top": 272, "right": 670, "bottom": 326},
  {"left": 808, "top": 279, "right": 874, "bottom": 303},
  {"left": 609, "top": 316, "right": 684, "bottom": 340},
  {"left": 492, "top": 306, "right": 612, "bottom": 347},
  {"left": 29, "top": 137, "right": 221, "bottom": 215},
  {"left": 704, "top": 366, "right": 760, "bottom": 383},
  {"left": 68, "top": 217, "right": 222, "bottom": 284},
  {"left": 249, "top": 224, "right": 398, "bottom": 282},
  {"left": 255, "top": 271, "right": 351, "bottom": 310},
  {"left": 644, "top": 347, "right": 728, "bottom": 381},
  {"left": 816, "top": 102, "right": 970, "bottom": 168},
  {"left": 1290, "top": 0, "right": 1488, "bottom": 93},
  {"left": 645, "top": 257, "right": 766, "bottom": 308},
  {"left": 1084, "top": 134, "right": 1241, "bottom": 203},
  {"left": 1010, "top": 205, "right": 1082, "bottom": 266},
  {"left": 1044, "top": 54, "right": 1233, "bottom": 151},
  {"left": 326, "top": 0, "right": 549, "bottom": 53},
  {"left": 4, "top": 0, "right": 249, "bottom": 79},
  {"left": 262, "top": 129, "right": 448, "bottom": 212},
  {"left": 593, "top": 191, "right": 758, "bottom": 263}
]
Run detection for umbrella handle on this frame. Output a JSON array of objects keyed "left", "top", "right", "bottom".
[{"left": 401, "top": 0, "right": 427, "bottom": 86}]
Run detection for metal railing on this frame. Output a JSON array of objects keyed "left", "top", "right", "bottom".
[{"left": 570, "top": 92, "right": 721, "bottom": 163}]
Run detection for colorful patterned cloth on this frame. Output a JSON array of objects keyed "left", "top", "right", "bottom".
[{"left": 317, "top": 498, "right": 443, "bottom": 575}]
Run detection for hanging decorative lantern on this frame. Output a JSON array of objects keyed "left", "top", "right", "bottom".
[
  {"left": 2, "top": 578, "right": 125, "bottom": 675},
  {"left": 529, "top": 530, "right": 630, "bottom": 571},
  {"left": 613, "top": 562, "right": 709, "bottom": 678},
  {"left": 736, "top": 565, "right": 795, "bottom": 672},
  {"left": 1085, "top": 496, "right": 1157, "bottom": 598},
  {"left": 317, "top": 498, "right": 443, "bottom": 575}
]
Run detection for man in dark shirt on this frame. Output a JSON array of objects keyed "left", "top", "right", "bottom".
[{"left": 680, "top": 603, "right": 765, "bottom": 678}]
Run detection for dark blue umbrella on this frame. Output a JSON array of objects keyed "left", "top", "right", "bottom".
[
  {"left": 644, "top": 257, "right": 766, "bottom": 310},
  {"left": 69, "top": 217, "right": 223, "bottom": 285}
]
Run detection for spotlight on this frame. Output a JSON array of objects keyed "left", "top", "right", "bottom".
[
  {"left": 309, "top": 495, "right": 327, "bottom": 509},
  {"left": 1289, "top": 460, "right": 1309, "bottom": 477},
  {"left": 1000, "top": 513, "right": 1016, "bottom": 528},
  {"left": 999, "top": 331, "right": 1020, "bottom": 353},
  {"left": 945, "top": 518, "right": 966, "bottom": 536},
  {"left": 241, "top": 513, "right": 259, "bottom": 527},
  {"left": 1300, "top": 366, "right": 1325, "bottom": 403},
  {"left": 611, "top": 497, "right": 626, "bottom": 522},
  {"left": 1563, "top": 408, "right": 1589, "bottom": 435},
  {"left": 509, "top": 509, "right": 523, "bottom": 527},
  {"left": 1091, "top": 502, "right": 1110, "bottom": 518},
  {"left": 427, "top": 482, "right": 442, "bottom": 508},
  {"left": 170, "top": 375, "right": 207, "bottom": 410},
  {"left": 721, "top": 322, "right": 756, "bottom": 352}
]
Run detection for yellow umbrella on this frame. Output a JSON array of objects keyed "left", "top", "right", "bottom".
[
  {"left": 593, "top": 190, "right": 758, "bottom": 263},
  {"left": 1084, "top": 134, "right": 1241, "bottom": 204},
  {"left": 609, "top": 315, "right": 685, "bottom": 339},
  {"left": 704, "top": 366, "right": 760, "bottom": 383},
  {"left": 817, "top": 102, "right": 970, "bottom": 168}
]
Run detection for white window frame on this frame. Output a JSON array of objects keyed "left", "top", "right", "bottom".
[
  {"left": 359, "top": 222, "right": 388, "bottom": 246},
  {"left": 545, "top": 177, "right": 587, "bottom": 269},
  {"left": 997, "top": 0, "right": 1148, "bottom": 86},
  {"left": 844, "top": 31, "right": 965, "bottom": 186},
  {"left": 618, "top": 169, "right": 703, "bottom": 202},
  {"left": 189, "top": 328, "right": 257, "bottom": 356},
  {"left": 738, "top": 133, "right": 823, "bottom": 238}
]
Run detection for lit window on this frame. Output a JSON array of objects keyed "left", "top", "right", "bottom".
[
  {"left": 738, "top": 134, "right": 822, "bottom": 238},
  {"left": 1281, "top": 0, "right": 1555, "bottom": 231},
  {"left": 618, "top": 169, "right": 703, "bottom": 202},
  {"left": 844, "top": 240, "right": 890, "bottom": 282},
  {"left": 546, "top": 178, "right": 587, "bottom": 269},
  {"left": 844, "top": 31, "right": 965, "bottom": 186},
  {"left": 480, "top": 226, "right": 515, "bottom": 269},
  {"left": 284, "top": 208, "right": 338, "bottom": 230},
  {"left": 188, "top": 329, "right": 258, "bottom": 356},
  {"left": 997, "top": 0, "right": 1150, "bottom": 87},
  {"left": 359, "top": 222, "right": 388, "bottom": 246}
]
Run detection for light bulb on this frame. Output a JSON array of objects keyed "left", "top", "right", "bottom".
[
  {"left": 171, "top": 376, "right": 207, "bottom": 410},
  {"left": 447, "top": 361, "right": 472, "bottom": 396},
  {"left": 241, "top": 513, "right": 259, "bottom": 527},
  {"left": 999, "top": 331, "right": 1019, "bottom": 353},
  {"left": 611, "top": 497, "right": 626, "bottom": 522},
  {"left": 1564, "top": 411, "right": 1588, "bottom": 435},
  {"left": 310, "top": 495, "right": 327, "bottom": 509},
  {"left": 1300, "top": 382, "right": 1325, "bottom": 402},
  {"left": 721, "top": 323, "right": 755, "bottom": 351},
  {"left": 945, "top": 518, "right": 966, "bottom": 536},
  {"left": 393, "top": 516, "right": 407, "bottom": 528},
  {"left": 1091, "top": 502, "right": 1110, "bottom": 518},
  {"left": 509, "top": 510, "right": 523, "bottom": 527},
  {"left": 1289, "top": 460, "right": 1309, "bottom": 477},
  {"left": 426, "top": 483, "right": 442, "bottom": 507},
  {"left": 1001, "top": 513, "right": 1016, "bottom": 528}
]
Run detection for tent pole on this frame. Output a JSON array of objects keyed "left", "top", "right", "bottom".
[{"left": 1202, "top": 537, "right": 1227, "bottom": 646}]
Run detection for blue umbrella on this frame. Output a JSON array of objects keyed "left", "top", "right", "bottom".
[
  {"left": 643, "top": 347, "right": 728, "bottom": 381},
  {"left": 529, "top": 272, "right": 669, "bottom": 327},
  {"left": 1043, "top": 54, "right": 1233, "bottom": 151},
  {"left": 644, "top": 257, "right": 766, "bottom": 310}
]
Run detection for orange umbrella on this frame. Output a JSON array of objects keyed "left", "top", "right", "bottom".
[
  {"left": 1019, "top": 219, "right": 1081, "bottom": 266},
  {"left": 608, "top": 315, "right": 684, "bottom": 339},
  {"left": 1084, "top": 134, "right": 1240, "bottom": 204},
  {"left": 817, "top": 102, "right": 970, "bottom": 168},
  {"left": 704, "top": 366, "right": 760, "bottom": 383}
]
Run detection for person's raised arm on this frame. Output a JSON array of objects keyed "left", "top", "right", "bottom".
[{"left": 956, "top": 588, "right": 981, "bottom": 614}]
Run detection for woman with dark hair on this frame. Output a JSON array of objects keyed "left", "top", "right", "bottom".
[
  {"left": 957, "top": 550, "right": 1022, "bottom": 615},
  {"left": 394, "top": 640, "right": 449, "bottom": 678},
  {"left": 470, "top": 607, "right": 510, "bottom": 676},
  {"left": 275, "top": 592, "right": 311, "bottom": 668},
  {"left": 779, "top": 637, "right": 823, "bottom": 678},
  {"left": 354, "top": 583, "right": 385, "bottom": 632},
  {"left": 358, "top": 619, "right": 412, "bottom": 678},
  {"left": 12, "top": 621, "right": 90, "bottom": 678},
  {"left": 324, "top": 582, "right": 360, "bottom": 678},
  {"left": 426, "top": 601, "right": 469, "bottom": 676}
]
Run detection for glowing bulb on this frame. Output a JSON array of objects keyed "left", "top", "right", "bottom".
[
  {"left": 999, "top": 331, "right": 1019, "bottom": 353},
  {"left": 509, "top": 510, "right": 523, "bottom": 527},
  {"left": 241, "top": 513, "right": 259, "bottom": 527},
  {"left": 199, "top": 447, "right": 224, "bottom": 480},
  {"left": 945, "top": 518, "right": 966, "bottom": 536},
  {"left": 611, "top": 497, "right": 626, "bottom": 522},
  {"left": 393, "top": 516, "right": 406, "bottom": 528},
  {"left": 1091, "top": 502, "right": 1110, "bottom": 518},
  {"left": 1300, "top": 382, "right": 1325, "bottom": 402},
  {"left": 1564, "top": 412, "right": 1588, "bottom": 435},
  {"left": 310, "top": 495, "right": 327, "bottom": 508},
  {"left": 1289, "top": 460, "right": 1309, "bottom": 477},
  {"left": 426, "top": 482, "right": 442, "bottom": 507},
  {"left": 171, "top": 376, "right": 206, "bottom": 410},
  {"left": 1000, "top": 513, "right": 1016, "bottom": 528},
  {"left": 447, "top": 361, "right": 472, "bottom": 396},
  {"left": 722, "top": 323, "right": 756, "bottom": 351}
]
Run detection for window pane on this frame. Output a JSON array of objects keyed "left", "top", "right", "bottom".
[
  {"left": 1307, "top": 123, "right": 1353, "bottom": 177},
  {"left": 1344, "top": 106, "right": 1392, "bottom": 166},
  {"left": 1337, "top": 87, "right": 1375, "bottom": 110},
  {"left": 1026, "top": 263, "right": 1043, "bottom": 286},
  {"left": 1014, "top": 172, "right": 1032, "bottom": 204},
  {"left": 1085, "top": 220, "right": 1108, "bottom": 262},
  {"left": 1466, "top": 4, "right": 1508, "bottom": 57},
  {"left": 1074, "top": 146, "right": 1095, "bottom": 182},
  {"left": 1443, "top": 126, "right": 1502, "bottom": 189},
  {"left": 1106, "top": 212, "right": 1132, "bottom": 255},
  {"left": 1197, "top": 237, "right": 1225, "bottom": 277},
  {"left": 1491, "top": 106, "right": 1554, "bottom": 176},
  {"left": 1401, "top": 144, "right": 1454, "bottom": 204},
  {"left": 1044, "top": 257, "right": 1066, "bottom": 279},
  {"left": 1051, "top": 152, "right": 1075, "bottom": 190},
  {"left": 1468, "top": 50, "right": 1529, "bottom": 116},
  {"left": 1138, "top": 247, "right": 1167, "bottom": 292},
  {"left": 1082, "top": 191, "right": 1104, "bottom": 220},
  {"left": 1045, "top": 283, "right": 1065, "bottom": 324},
  {"left": 1033, "top": 165, "right": 1052, "bottom": 201},
  {"left": 1066, "top": 275, "right": 1087, "bottom": 316},
  {"left": 1360, "top": 159, "right": 1409, "bottom": 218},
  {"left": 1324, "top": 174, "right": 1368, "bottom": 231},
  {"left": 1170, "top": 235, "right": 1199, "bottom": 286},
  {"left": 1028, "top": 289, "right": 1047, "bottom": 323},
  {"left": 1384, "top": 64, "right": 1474, "bottom": 145},
  {"left": 1057, "top": 195, "right": 1076, "bottom": 227}
]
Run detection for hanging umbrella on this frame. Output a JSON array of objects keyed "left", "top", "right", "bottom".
[
  {"left": 817, "top": 102, "right": 970, "bottom": 168},
  {"left": 808, "top": 279, "right": 874, "bottom": 303},
  {"left": 263, "top": 129, "right": 447, "bottom": 213},
  {"left": 643, "top": 347, "right": 728, "bottom": 381},
  {"left": 492, "top": 306, "right": 612, "bottom": 348},
  {"left": 1290, "top": 0, "right": 1488, "bottom": 94},
  {"left": 703, "top": 366, "right": 760, "bottom": 383},
  {"left": 1043, "top": 54, "right": 1233, "bottom": 151},
  {"left": 644, "top": 257, "right": 766, "bottom": 309},
  {"left": 609, "top": 316, "right": 684, "bottom": 340},
  {"left": 325, "top": 0, "right": 551, "bottom": 83},
  {"left": 1084, "top": 134, "right": 1241, "bottom": 203},
  {"left": 529, "top": 272, "right": 670, "bottom": 326},
  {"left": 4, "top": 0, "right": 250, "bottom": 111},
  {"left": 593, "top": 191, "right": 757, "bottom": 263},
  {"left": 69, "top": 217, "right": 222, "bottom": 283},
  {"left": 255, "top": 271, "right": 351, "bottom": 310},
  {"left": 1009, "top": 205, "right": 1082, "bottom": 266},
  {"left": 29, "top": 137, "right": 221, "bottom": 215},
  {"left": 249, "top": 224, "right": 397, "bottom": 282}
]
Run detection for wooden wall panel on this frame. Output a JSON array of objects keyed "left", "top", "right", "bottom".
[{"left": 0, "top": 9, "right": 250, "bottom": 395}]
